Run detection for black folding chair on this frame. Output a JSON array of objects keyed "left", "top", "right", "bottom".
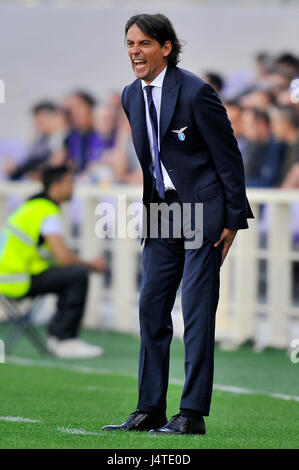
[{"left": 0, "top": 294, "right": 52, "bottom": 355}]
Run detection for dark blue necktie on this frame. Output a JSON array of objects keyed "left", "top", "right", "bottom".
[{"left": 144, "top": 85, "right": 165, "bottom": 199}]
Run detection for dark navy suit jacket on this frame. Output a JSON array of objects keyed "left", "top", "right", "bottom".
[{"left": 122, "top": 65, "right": 254, "bottom": 242}]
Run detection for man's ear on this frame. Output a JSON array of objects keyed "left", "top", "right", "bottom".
[{"left": 163, "top": 40, "right": 172, "bottom": 58}]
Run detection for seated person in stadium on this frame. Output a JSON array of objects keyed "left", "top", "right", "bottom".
[
  {"left": 63, "top": 90, "right": 112, "bottom": 173},
  {"left": 225, "top": 99, "right": 247, "bottom": 156},
  {"left": 0, "top": 165, "right": 106, "bottom": 358},
  {"left": 77, "top": 102, "right": 121, "bottom": 183},
  {"left": 202, "top": 71, "right": 224, "bottom": 95},
  {"left": 6, "top": 102, "right": 69, "bottom": 180},
  {"left": 109, "top": 112, "right": 142, "bottom": 185},
  {"left": 270, "top": 105, "right": 299, "bottom": 186},
  {"left": 91, "top": 110, "right": 142, "bottom": 185},
  {"left": 239, "top": 89, "right": 274, "bottom": 111},
  {"left": 241, "top": 107, "right": 285, "bottom": 187}
]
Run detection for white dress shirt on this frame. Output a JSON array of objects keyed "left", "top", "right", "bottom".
[{"left": 141, "top": 66, "right": 176, "bottom": 191}]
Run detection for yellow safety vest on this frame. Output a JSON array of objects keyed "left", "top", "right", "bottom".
[{"left": 0, "top": 197, "right": 61, "bottom": 298}]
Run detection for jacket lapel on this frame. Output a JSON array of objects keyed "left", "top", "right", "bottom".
[
  {"left": 160, "top": 66, "right": 180, "bottom": 144},
  {"left": 129, "top": 66, "right": 180, "bottom": 165},
  {"left": 130, "top": 80, "right": 151, "bottom": 166}
]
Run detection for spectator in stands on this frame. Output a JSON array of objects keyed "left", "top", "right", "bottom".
[
  {"left": 266, "top": 72, "right": 291, "bottom": 101},
  {"left": 203, "top": 71, "right": 224, "bottom": 95},
  {"left": 240, "top": 89, "right": 274, "bottom": 111},
  {"left": 274, "top": 53, "right": 299, "bottom": 79},
  {"left": 115, "top": 114, "right": 142, "bottom": 185},
  {"left": 101, "top": 111, "right": 142, "bottom": 185},
  {"left": 93, "top": 103, "right": 118, "bottom": 150},
  {"left": 255, "top": 52, "right": 274, "bottom": 81},
  {"left": 276, "top": 84, "right": 295, "bottom": 106},
  {"left": 239, "top": 53, "right": 298, "bottom": 105},
  {"left": 106, "top": 91, "right": 122, "bottom": 114},
  {"left": 242, "top": 107, "right": 285, "bottom": 187},
  {"left": 225, "top": 100, "right": 246, "bottom": 156},
  {"left": 270, "top": 105, "right": 299, "bottom": 187},
  {"left": 63, "top": 90, "right": 107, "bottom": 172},
  {"left": 72, "top": 102, "right": 121, "bottom": 184},
  {"left": 0, "top": 164, "right": 106, "bottom": 358},
  {"left": 5, "top": 102, "right": 69, "bottom": 180},
  {"left": 82, "top": 109, "right": 142, "bottom": 185}
]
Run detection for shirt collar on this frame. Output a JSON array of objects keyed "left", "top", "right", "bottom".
[{"left": 141, "top": 65, "right": 167, "bottom": 89}]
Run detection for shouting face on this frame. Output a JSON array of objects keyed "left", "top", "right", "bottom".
[{"left": 126, "top": 23, "right": 172, "bottom": 84}]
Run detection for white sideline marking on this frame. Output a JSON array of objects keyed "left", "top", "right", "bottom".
[
  {"left": 7, "top": 356, "right": 115, "bottom": 376},
  {"left": 166, "top": 378, "right": 299, "bottom": 401},
  {"left": 57, "top": 427, "right": 103, "bottom": 436},
  {"left": 7, "top": 356, "right": 299, "bottom": 403},
  {"left": 213, "top": 384, "right": 253, "bottom": 395},
  {"left": 0, "top": 417, "right": 102, "bottom": 436},
  {"left": 213, "top": 384, "right": 299, "bottom": 402},
  {"left": 0, "top": 416, "right": 40, "bottom": 423}
]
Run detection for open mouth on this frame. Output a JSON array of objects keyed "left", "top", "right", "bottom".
[{"left": 133, "top": 59, "right": 147, "bottom": 72}]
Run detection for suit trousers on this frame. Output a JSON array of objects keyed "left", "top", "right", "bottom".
[
  {"left": 137, "top": 191, "right": 223, "bottom": 416},
  {"left": 27, "top": 265, "right": 88, "bottom": 340}
]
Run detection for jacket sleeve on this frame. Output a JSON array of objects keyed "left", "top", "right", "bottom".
[
  {"left": 192, "top": 82, "right": 254, "bottom": 230},
  {"left": 121, "top": 86, "right": 130, "bottom": 122}
]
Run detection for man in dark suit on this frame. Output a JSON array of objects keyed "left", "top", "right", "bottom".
[{"left": 102, "top": 13, "right": 254, "bottom": 435}]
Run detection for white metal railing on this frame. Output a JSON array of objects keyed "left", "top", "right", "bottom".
[{"left": 0, "top": 182, "right": 299, "bottom": 350}]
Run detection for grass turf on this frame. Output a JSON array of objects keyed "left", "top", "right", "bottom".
[{"left": 0, "top": 324, "right": 298, "bottom": 449}]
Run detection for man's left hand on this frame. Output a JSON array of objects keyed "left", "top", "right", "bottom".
[{"left": 214, "top": 228, "right": 237, "bottom": 266}]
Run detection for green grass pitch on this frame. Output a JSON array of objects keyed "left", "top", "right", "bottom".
[{"left": 0, "top": 324, "right": 298, "bottom": 449}]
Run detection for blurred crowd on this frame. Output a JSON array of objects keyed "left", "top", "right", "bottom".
[
  {"left": 1, "top": 90, "right": 143, "bottom": 187},
  {"left": 205, "top": 51, "right": 299, "bottom": 189},
  {"left": 1, "top": 50, "right": 299, "bottom": 190}
]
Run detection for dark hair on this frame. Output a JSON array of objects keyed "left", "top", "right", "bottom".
[
  {"left": 254, "top": 88, "right": 275, "bottom": 104},
  {"left": 204, "top": 72, "right": 224, "bottom": 92},
  {"left": 275, "top": 53, "right": 299, "bottom": 68},
  {"left": 32, "top": 101, "right": 58, "bottom": 115},
  {"left": 72, "top": 90, "right": 97, "bottom": 108},
  {"left": 275, "top": 105, "right": 299, "bottom": 129},
  {"left": 253, "top": 108, "right": 270, "bottom": 126},
  {"left": 225, "top": 99, "right": 241, "bottom": 109},
  {"left": 274, "top": 53, "right": 299, "bottom": 78},
  {"left": 125, "top": 13, "right": 183, "bottom": 67},
  {"left": 41, "top": 164, "right": 72, "bottom": 192},
  {"left": 256, "top": 51, "right": 271, "bottom": 63},
  {"left": 243, "top": 107, "right": 270, "bottom": 126}
]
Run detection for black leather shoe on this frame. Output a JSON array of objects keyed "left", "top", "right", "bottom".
[
  {"left": 102, "top": 410, "right": 168, "bottom": 432},
  {"left": 149, "top": 413, "right": 206, "bottom": 435}
]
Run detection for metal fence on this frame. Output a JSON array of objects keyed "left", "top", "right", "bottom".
[{"left": 0, "top": 181, "right": 299, "bottom": 350}]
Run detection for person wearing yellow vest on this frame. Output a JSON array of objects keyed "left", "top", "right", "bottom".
[{"left": 0, "top": 164, "right": 106, "bottom": 358}]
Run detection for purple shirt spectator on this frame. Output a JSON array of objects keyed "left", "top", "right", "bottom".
[{"left": 65, "top": 128, "right": 113, "bottom": 171}]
